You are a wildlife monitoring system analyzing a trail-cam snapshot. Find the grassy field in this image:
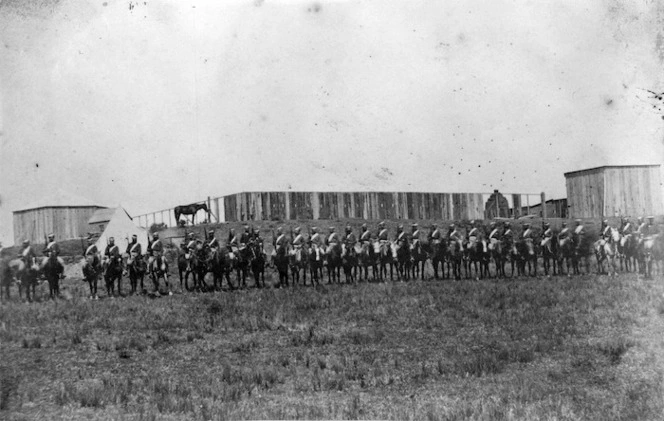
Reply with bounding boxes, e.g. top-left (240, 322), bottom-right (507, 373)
top-left (1, 263), bottom-right (664, 420)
